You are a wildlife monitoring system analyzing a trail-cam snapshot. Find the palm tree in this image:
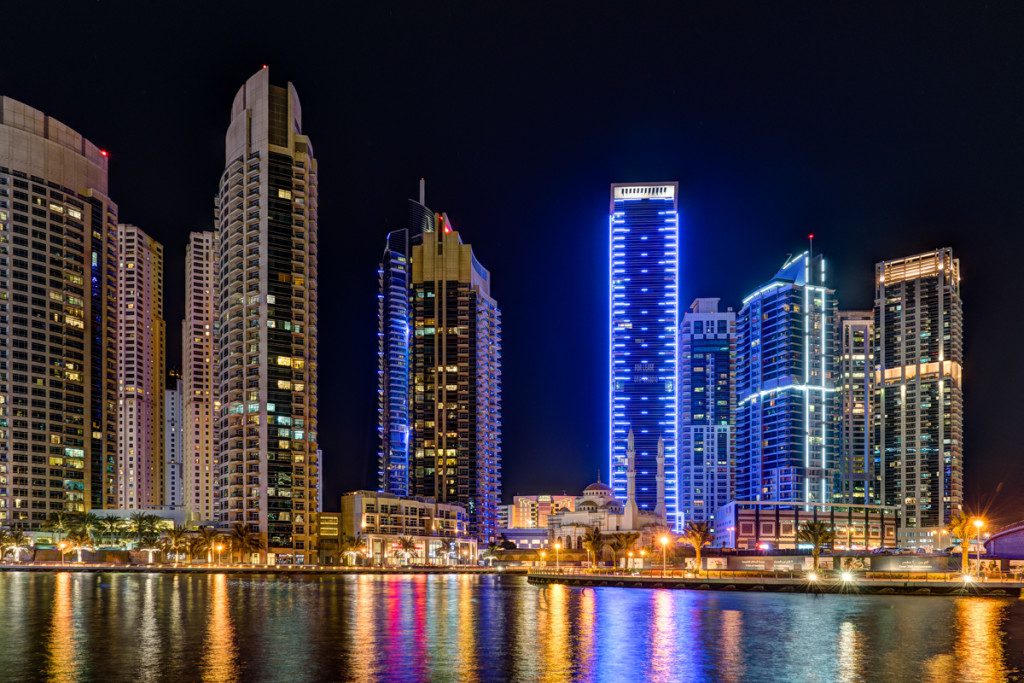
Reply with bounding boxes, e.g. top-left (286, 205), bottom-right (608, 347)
top-left (65, 529), bottom-right (93, 563)
top-left (607, 532), bottom-right (640, 568)
top-left (796, 521), bottom-right (835, 570)
top-left (7, 530), bottom-right (30, 563)
top-left (337, 535), bottom-right (363, 566)
top-left (128, 512), bottom-right (161, 545)
top-left (228, 522), bottom-right (264, 563)
top-left (186, 533), bottom-right (205, 564)
top-left (947, 513), bottom-right (975, 574)
top-left (436, 537), bottom-right (455, 566)
top-left (98, 516), bottom-right (124, 547)
top-left (196, 526), bottom-right (221, 563)
top-left (71, 512), bottom-right (103, 538)
top-left (43, 512), bottom-right (71, 543)
top-left (161, 525), bottom-right (190, 563)
top-left (396, 536), bottom-right (417, 564)
top-left (680, 522), bottom-right (713, 574)
top-left (0, 529), bottom-right (11, 562)
top-left (582, 526), bottom-right (604, 567)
